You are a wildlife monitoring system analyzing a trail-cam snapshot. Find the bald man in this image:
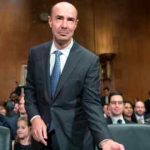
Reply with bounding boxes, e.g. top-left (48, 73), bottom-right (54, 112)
top-left (25, 2), bottom-right (124, 150)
